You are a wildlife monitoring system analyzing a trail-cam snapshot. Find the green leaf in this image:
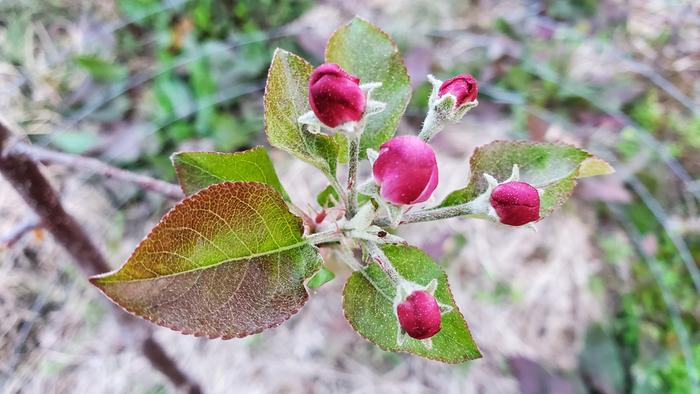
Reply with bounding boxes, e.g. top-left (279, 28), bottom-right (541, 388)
top-left (578, 156), bottom-right (615, 178)
top-left (325, 17), bottom-right (411, 157)
top-left (74, 55), bottom-right (128, 82)
top-left (333, 132), bottom-right (349, 163)
top-left (307, 266), bottom-right (335, 289)
top-left (90, 182), bottom-right (321, 339)
top-left (343, 244), bottom-right (481, 363)
top-left (440, 140), bottom-right (614, 218)
top-left (264, 48), bottom-right (341, 177)
top-left (172, 146), bottom-right (288, 200)
top-left (316, 185), bottom-right (339, 208)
